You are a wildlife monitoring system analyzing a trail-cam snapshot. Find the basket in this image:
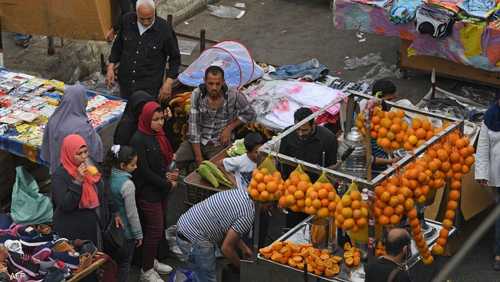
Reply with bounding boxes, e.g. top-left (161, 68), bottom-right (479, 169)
top-left (185, 184), bottom-right (221, 206)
